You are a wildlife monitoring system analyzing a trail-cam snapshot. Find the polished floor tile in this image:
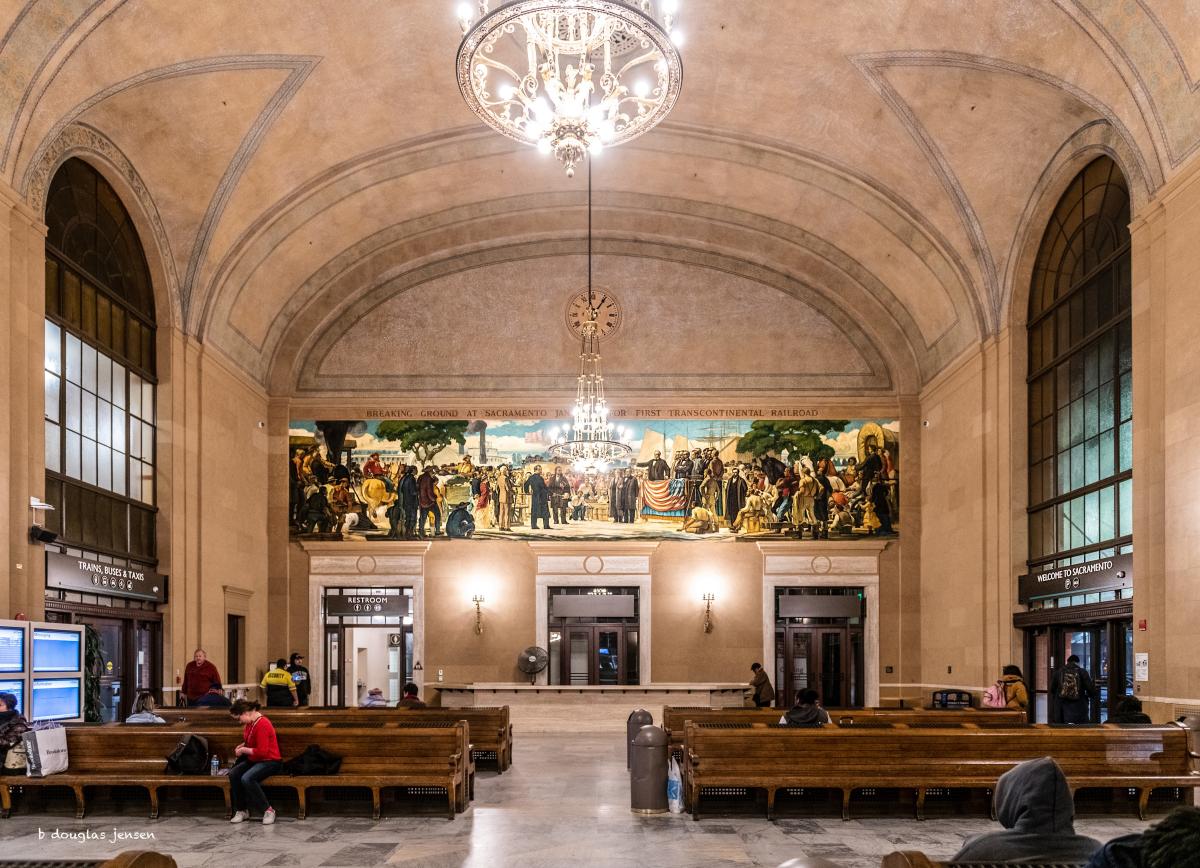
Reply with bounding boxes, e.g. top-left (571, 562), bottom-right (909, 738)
top-left (0, 733), bottom-right (1154, 868)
